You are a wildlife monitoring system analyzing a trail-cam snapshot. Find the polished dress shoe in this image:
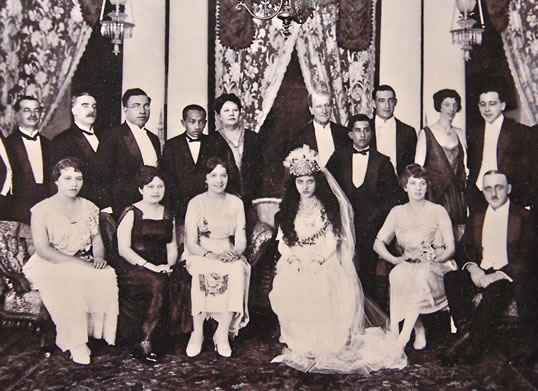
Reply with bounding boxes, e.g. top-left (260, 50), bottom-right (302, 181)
top-left (133, 340), bottom-right (159, 363)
